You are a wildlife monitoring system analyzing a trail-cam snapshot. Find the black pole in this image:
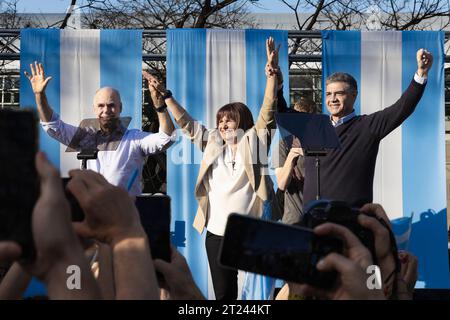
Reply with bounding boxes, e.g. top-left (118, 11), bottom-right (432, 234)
top-left (77, 149), bottom-right (98, 171)
top-left (81, 158), bottom-right (87, 170)
top-left (315, 155), bottom-right (320, 200)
